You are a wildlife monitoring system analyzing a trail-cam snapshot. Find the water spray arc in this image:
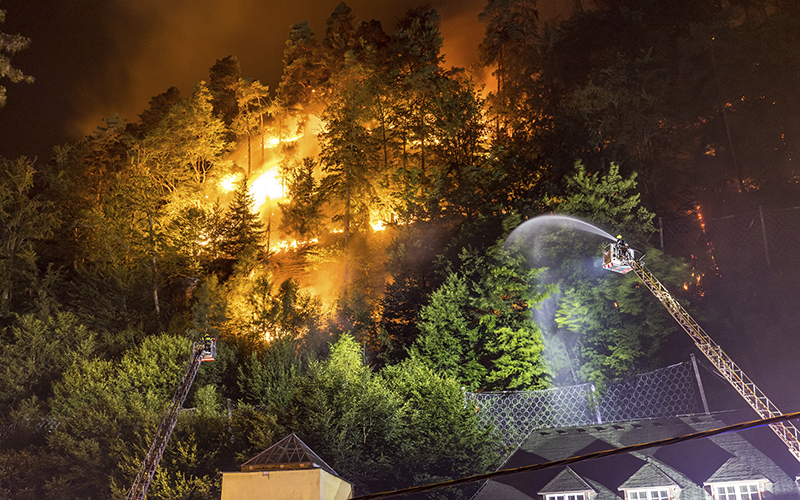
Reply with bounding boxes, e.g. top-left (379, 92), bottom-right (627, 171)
top-left (603, 238), bottom-right (800, 464)
top-left (505, 214), bottom-right (619, 386)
